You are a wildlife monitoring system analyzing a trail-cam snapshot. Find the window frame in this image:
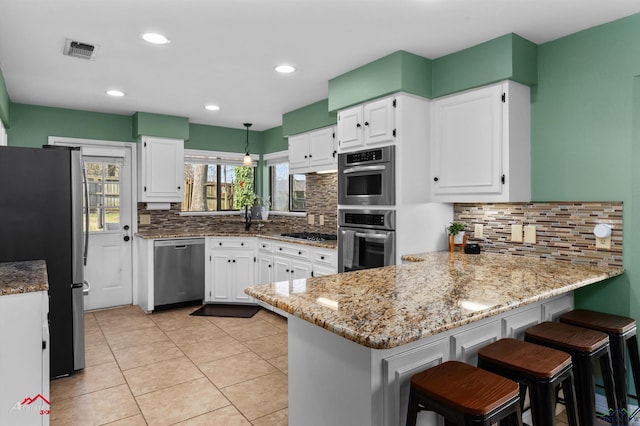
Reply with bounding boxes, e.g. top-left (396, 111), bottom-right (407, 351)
top-left (181, 149), bottom-right (257, 216)
top-left (265, 151), bottom-right (306, 214)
